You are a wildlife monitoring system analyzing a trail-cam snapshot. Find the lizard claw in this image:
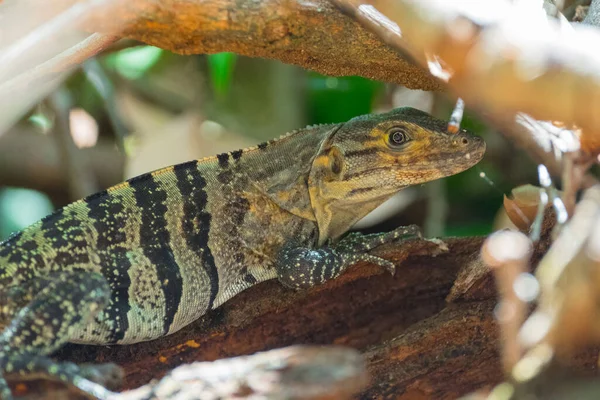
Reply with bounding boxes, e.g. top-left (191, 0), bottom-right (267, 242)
top-left (391, 224), bottom-right (422, 240)
top-left (351, 254), bottom-right (396, 276)
top-left (381, 260), bottom-right (396, 276)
